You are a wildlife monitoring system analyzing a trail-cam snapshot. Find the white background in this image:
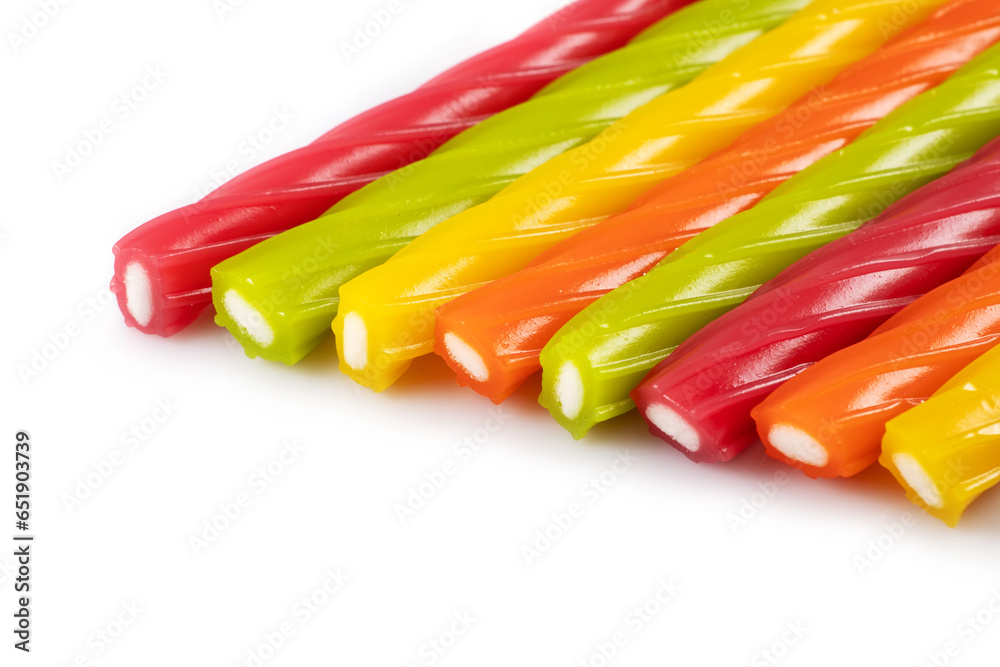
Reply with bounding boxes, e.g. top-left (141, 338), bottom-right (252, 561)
top-left (4, 0), bottom-right (1000, 664)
